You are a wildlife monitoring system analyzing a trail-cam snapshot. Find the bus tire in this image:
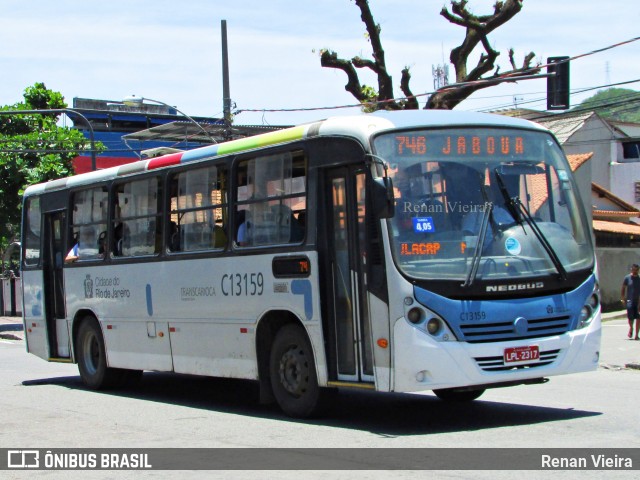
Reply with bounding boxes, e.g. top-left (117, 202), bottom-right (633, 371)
top-left (433, 388), bottom-right (485, 402)
top-left (76, 317), bottom-right (120, 389)
top-left (269, 324), bottom-right (320, 418)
